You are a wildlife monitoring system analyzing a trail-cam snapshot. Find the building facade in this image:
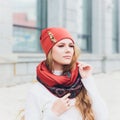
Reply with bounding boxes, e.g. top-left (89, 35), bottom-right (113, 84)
top-left (0, 0), bottom-right (120, 86)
